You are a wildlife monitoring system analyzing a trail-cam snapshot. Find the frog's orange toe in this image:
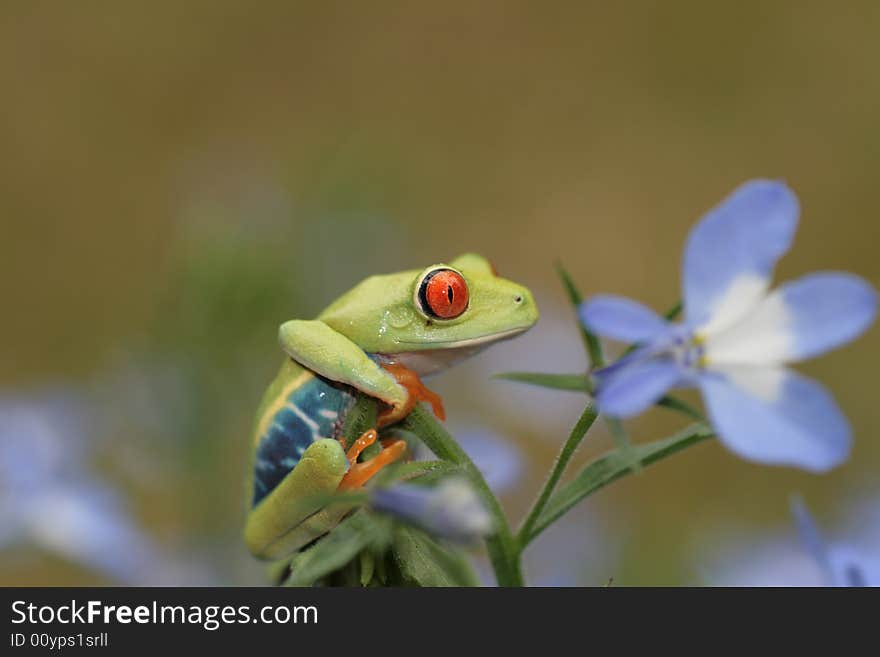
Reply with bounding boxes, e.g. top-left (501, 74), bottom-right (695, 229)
top-left (338, 438), bottom-right (407, 490)
top-left (342, 428), bottom-right (378, 464)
